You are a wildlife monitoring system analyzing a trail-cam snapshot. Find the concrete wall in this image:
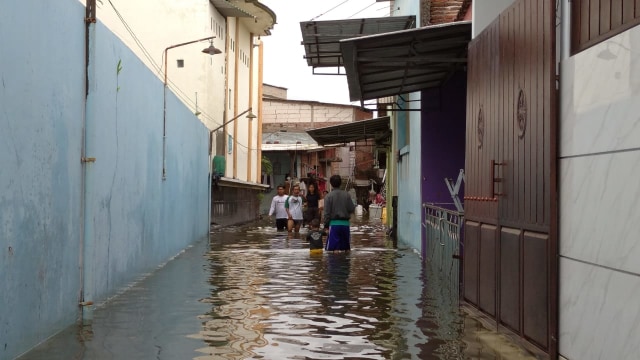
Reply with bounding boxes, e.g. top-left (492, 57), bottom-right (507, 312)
top-left (0, 2), bottom-right (210, 358)
top-left (263, 84), bottom-right (288, 99)
top-left (262, 99), bottom-right (372, 131)
top-left (558, 25), bottom-right (640, 360)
